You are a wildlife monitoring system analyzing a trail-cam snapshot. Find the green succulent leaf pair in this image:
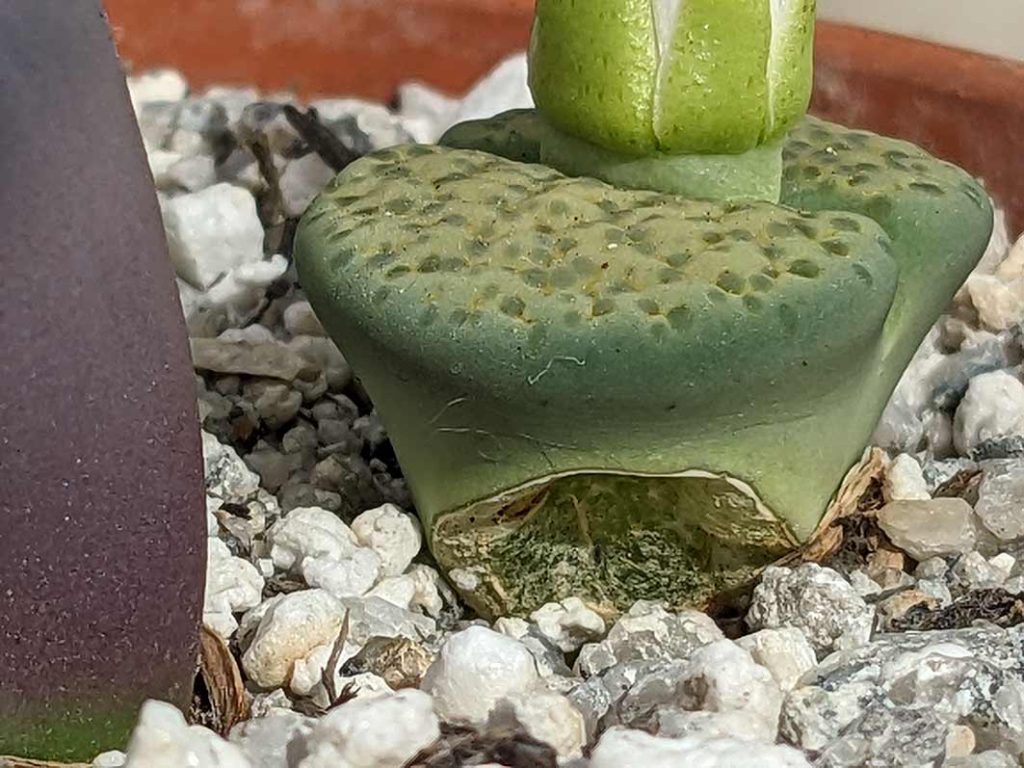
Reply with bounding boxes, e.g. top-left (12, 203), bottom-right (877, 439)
top-left (296, 115), bottom-right (991, 617)
top-left (529, 0), bottom-right (816, 155)
top-left (295, 0), bottom-right (993, 619)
